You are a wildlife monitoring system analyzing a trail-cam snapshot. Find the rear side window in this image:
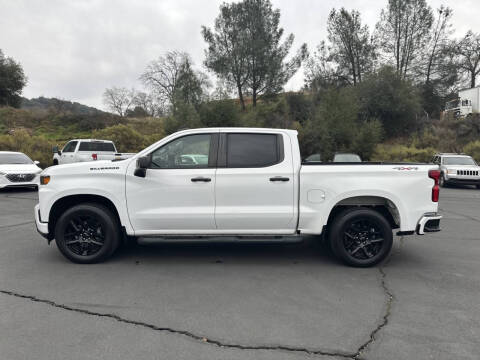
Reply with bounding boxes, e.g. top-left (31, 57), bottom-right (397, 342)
top-left (62, 141), bottom-right (78, 153)
top-left (79, 142), bottom-right (116, 152)
top-left (226, 133), bottom-right (282, 168)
